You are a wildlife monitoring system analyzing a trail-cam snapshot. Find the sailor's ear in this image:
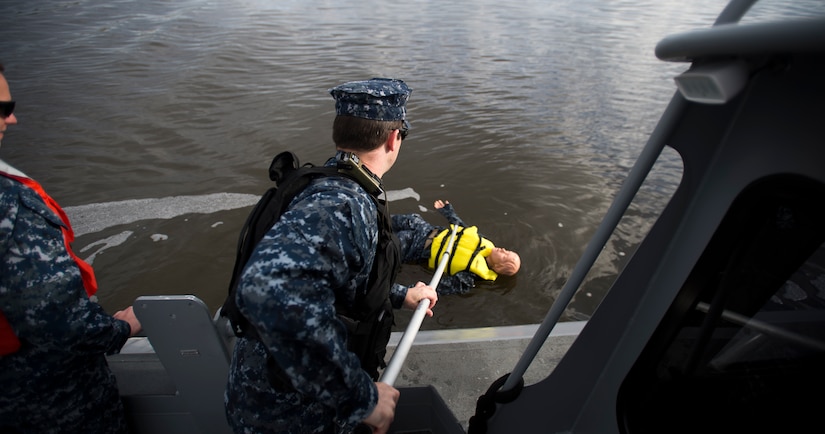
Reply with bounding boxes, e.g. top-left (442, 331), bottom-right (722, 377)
top-left (386, 130), bottom-right (402, 151)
